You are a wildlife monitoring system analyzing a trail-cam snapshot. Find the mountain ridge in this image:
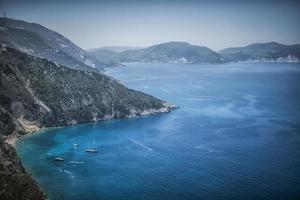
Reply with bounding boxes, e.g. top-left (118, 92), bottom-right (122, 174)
top-left (87, 41), bottom-right (225, 65)
top-left (88, 41), bottom-right (300, 67)
top-left (219, 42), bottom-right (300, 62)
top-left (87, 46), bottom-right (143, 53)
top-left (0, 17), bottom-right (107, 72)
